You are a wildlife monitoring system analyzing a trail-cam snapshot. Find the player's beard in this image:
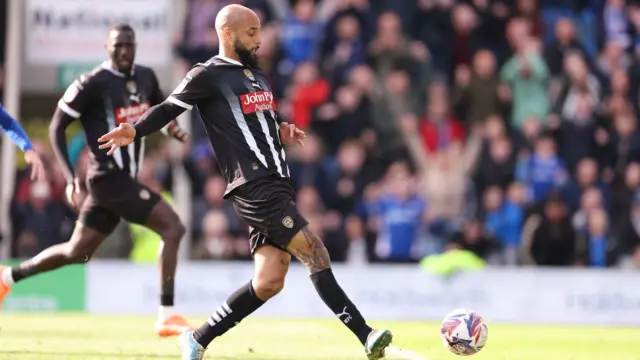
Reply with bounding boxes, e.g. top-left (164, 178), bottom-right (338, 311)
top-left (234, 38), bottom-right (260, 69)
